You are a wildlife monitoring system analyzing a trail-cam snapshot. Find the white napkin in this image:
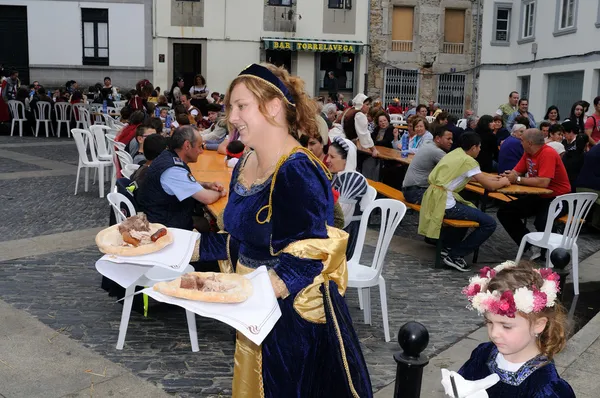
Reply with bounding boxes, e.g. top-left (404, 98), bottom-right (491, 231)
top-left (96, 260), bottom-right (152, 288)
top-left (140, 266), bottom-right (281, 345)
top-left (441, 369), bottom-right (500, 398)
top-left (99, 228), bottom-right (199, 272)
